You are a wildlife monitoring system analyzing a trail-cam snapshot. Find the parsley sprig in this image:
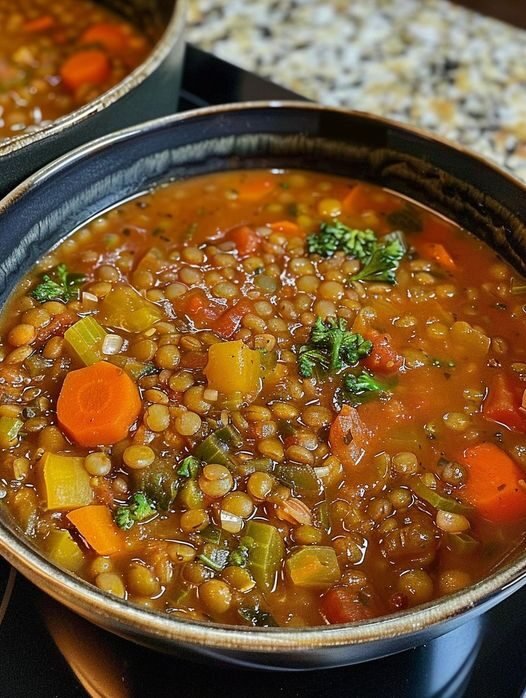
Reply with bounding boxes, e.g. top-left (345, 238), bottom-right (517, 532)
top-left (114, 492), bottom-right (157, 531)
top-left (31, 263), bottom-right (86, 303)
top-left (297, 317), bottom-right (372, 378)
top-left (306, 221), bottom-right (377, 260)
top-left (351, 231), bottom-right (406, 284)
